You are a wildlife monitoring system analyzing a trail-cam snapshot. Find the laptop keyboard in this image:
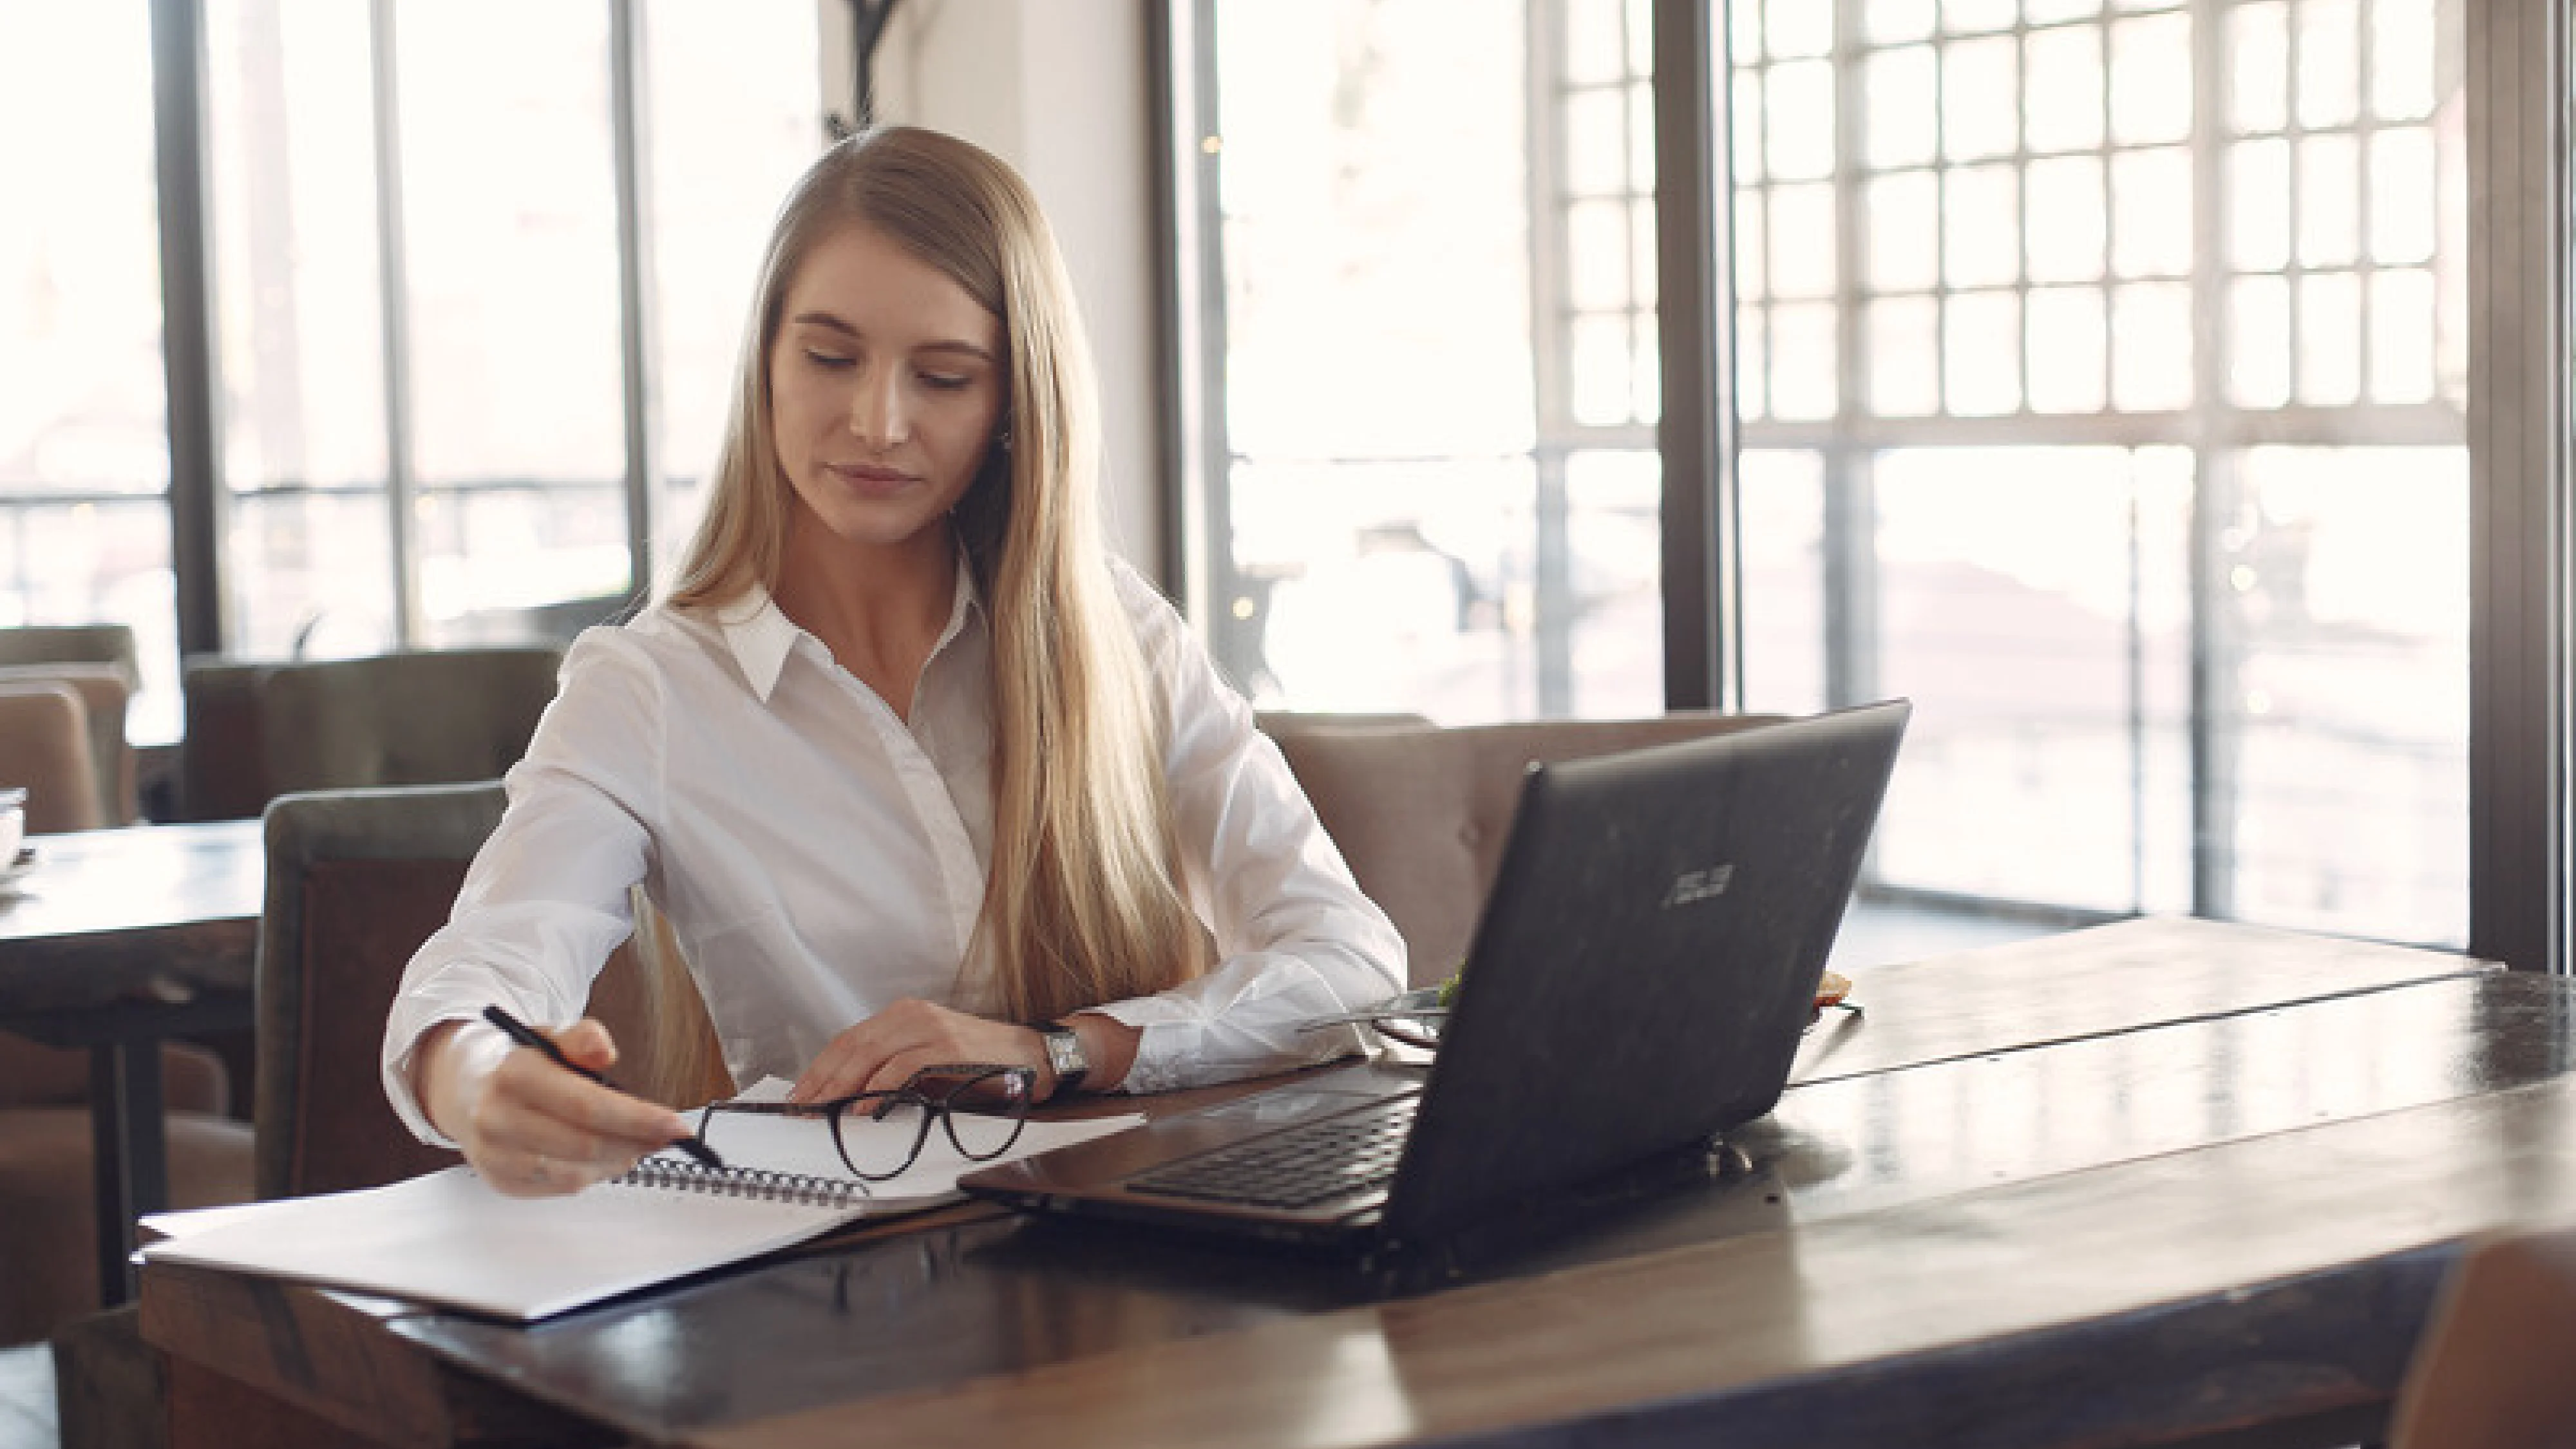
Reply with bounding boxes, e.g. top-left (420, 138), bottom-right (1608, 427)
top-left (1128, 1095), bottom-right (1421, 1209)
